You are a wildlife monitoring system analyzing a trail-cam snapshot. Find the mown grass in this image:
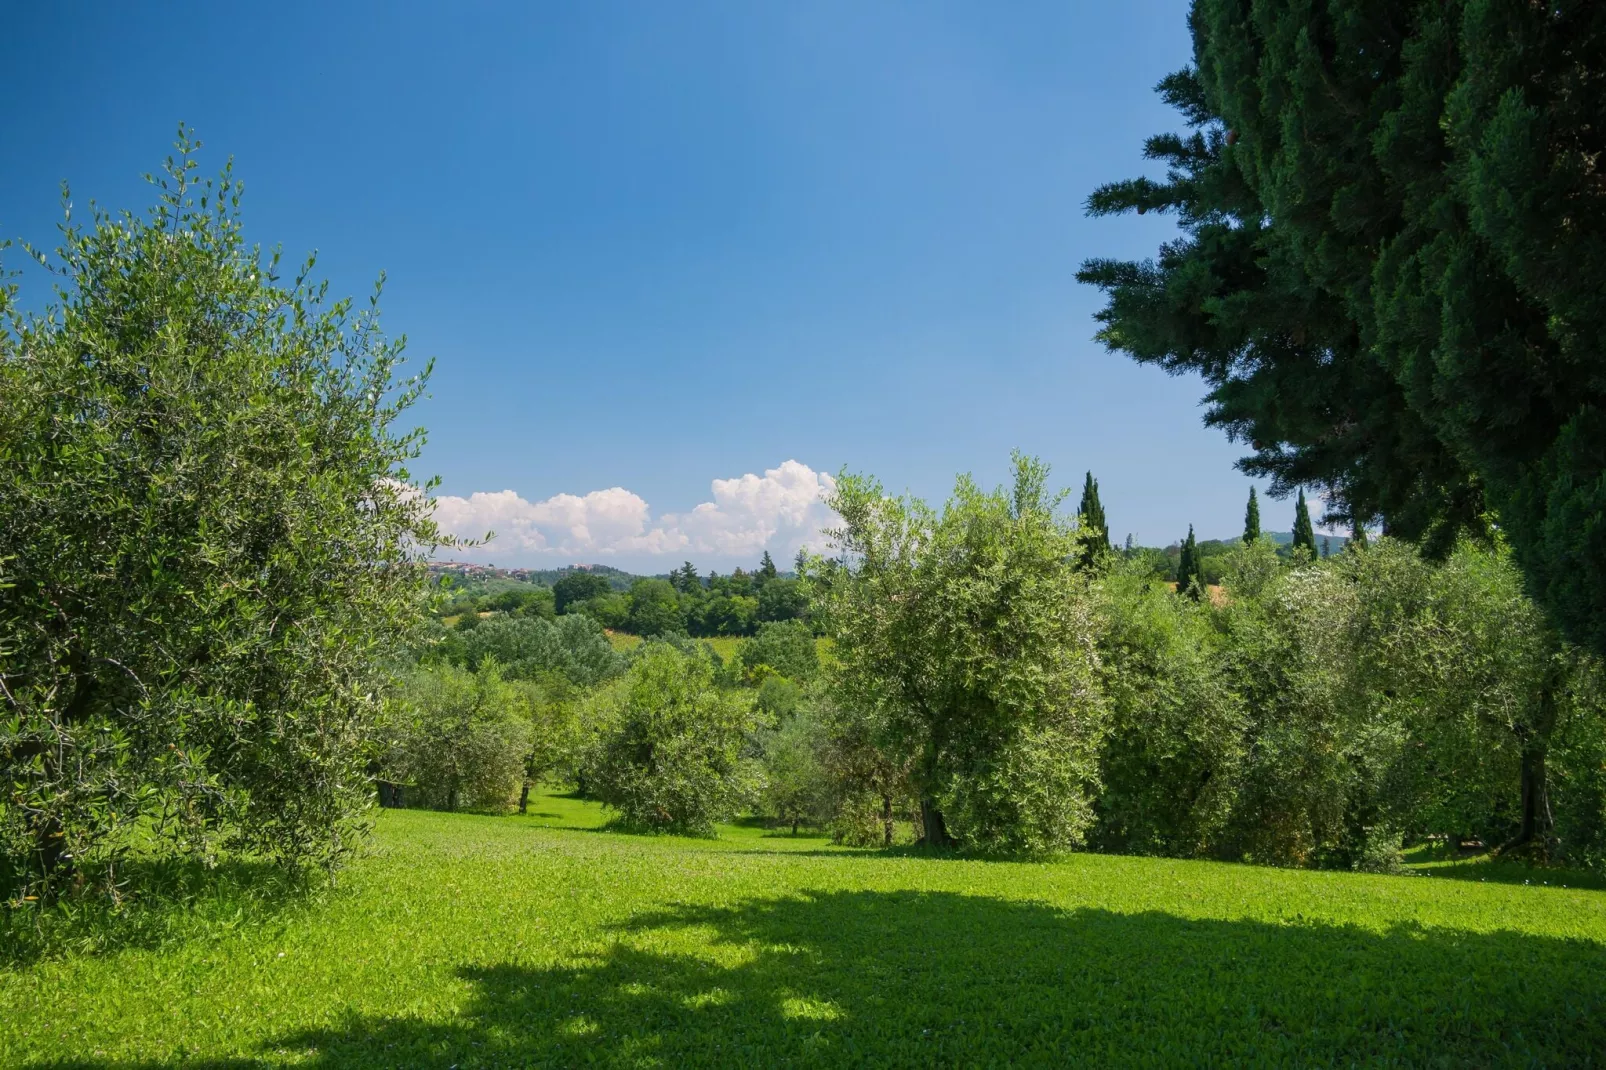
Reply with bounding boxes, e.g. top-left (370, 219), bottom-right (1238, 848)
top-left (4, 791), bottom-right (1604, 1067)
